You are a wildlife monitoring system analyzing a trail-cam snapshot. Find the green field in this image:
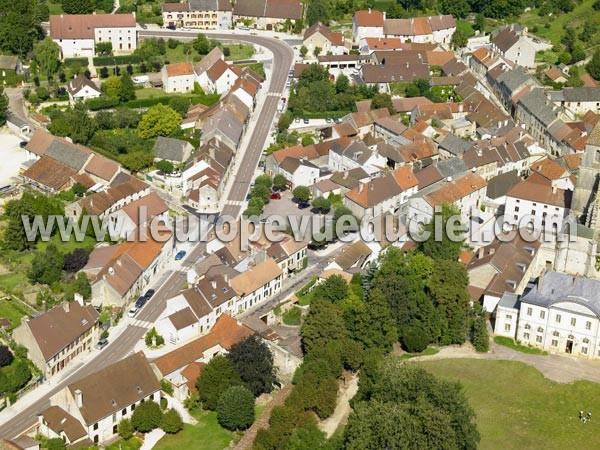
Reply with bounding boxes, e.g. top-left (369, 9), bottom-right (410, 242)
top-left (419, 359), bottom-right (600, 450)
top-left (494, 336), bottom-right (548, 355)
top-left (0, 297), bottom-right (35, 330)
top-left (224, 44), bottom-right (255, 61)
top-left (154, 410), bottom-right (233, 450)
